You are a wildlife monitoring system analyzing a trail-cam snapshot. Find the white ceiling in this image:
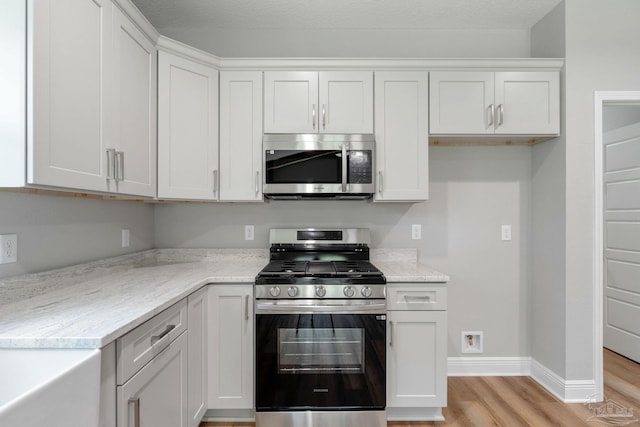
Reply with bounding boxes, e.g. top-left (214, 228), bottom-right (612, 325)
top-left (130, 0), bottom-right (563, 31)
